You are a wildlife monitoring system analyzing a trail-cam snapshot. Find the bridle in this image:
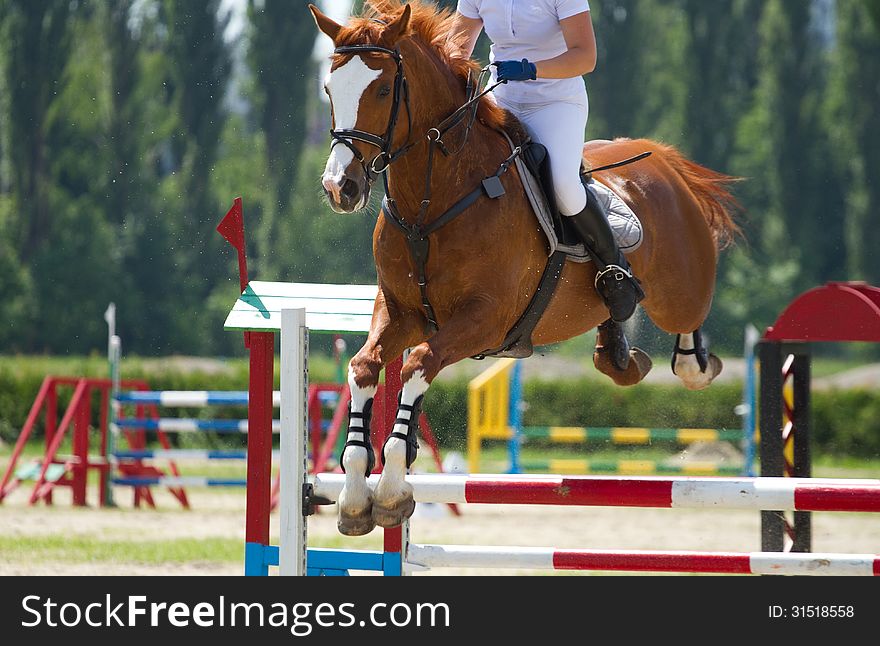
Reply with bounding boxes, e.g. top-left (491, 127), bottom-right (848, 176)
top-left (329, 38), bottom-right (504, 183)
top-left (329, 44), bottom-right (415, 179)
